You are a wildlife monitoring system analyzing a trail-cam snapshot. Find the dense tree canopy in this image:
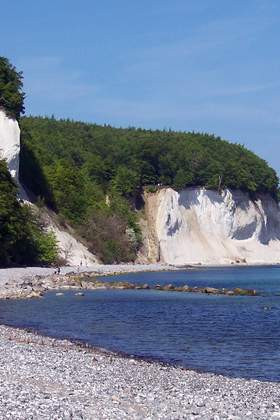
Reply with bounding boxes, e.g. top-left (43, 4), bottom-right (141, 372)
top-left (0, 57), bottom-right (25, 119)
top-left (20, 116), bottom-right (279, 263)
top-left (21, 116), bottom-right (279, 199)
